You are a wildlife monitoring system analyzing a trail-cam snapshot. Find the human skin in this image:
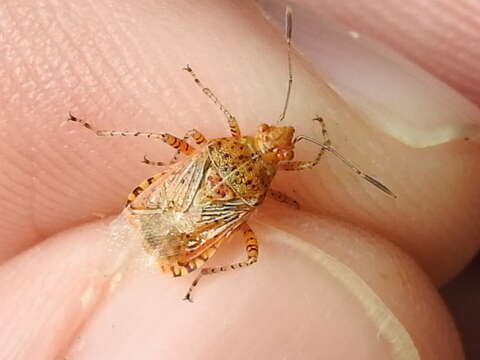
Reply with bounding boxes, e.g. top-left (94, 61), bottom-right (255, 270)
top-left (0, 0), bottom-right (479, 359)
